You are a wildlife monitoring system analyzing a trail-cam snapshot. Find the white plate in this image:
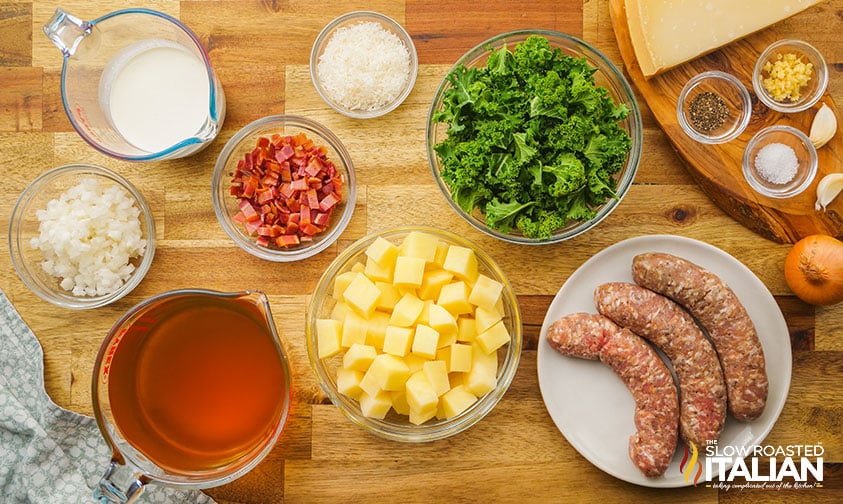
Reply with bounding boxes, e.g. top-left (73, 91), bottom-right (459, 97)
top-left (537, 234), bottom-right (792, 488)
